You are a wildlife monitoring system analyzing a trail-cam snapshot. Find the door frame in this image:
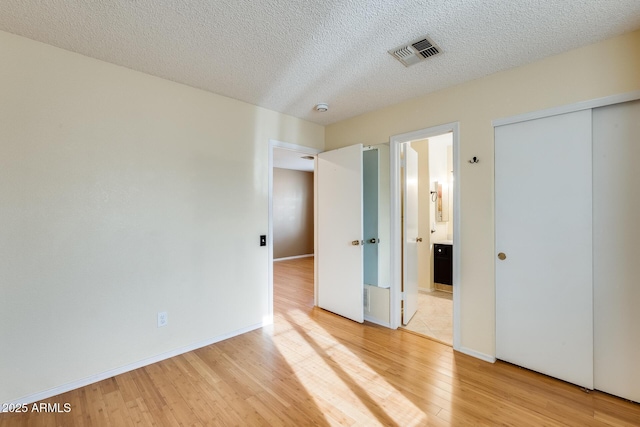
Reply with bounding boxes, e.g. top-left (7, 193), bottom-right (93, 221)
top-left (268, 139), bottom-right (322, 323)
top-left (389, 122), bottom-right (461, 350)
